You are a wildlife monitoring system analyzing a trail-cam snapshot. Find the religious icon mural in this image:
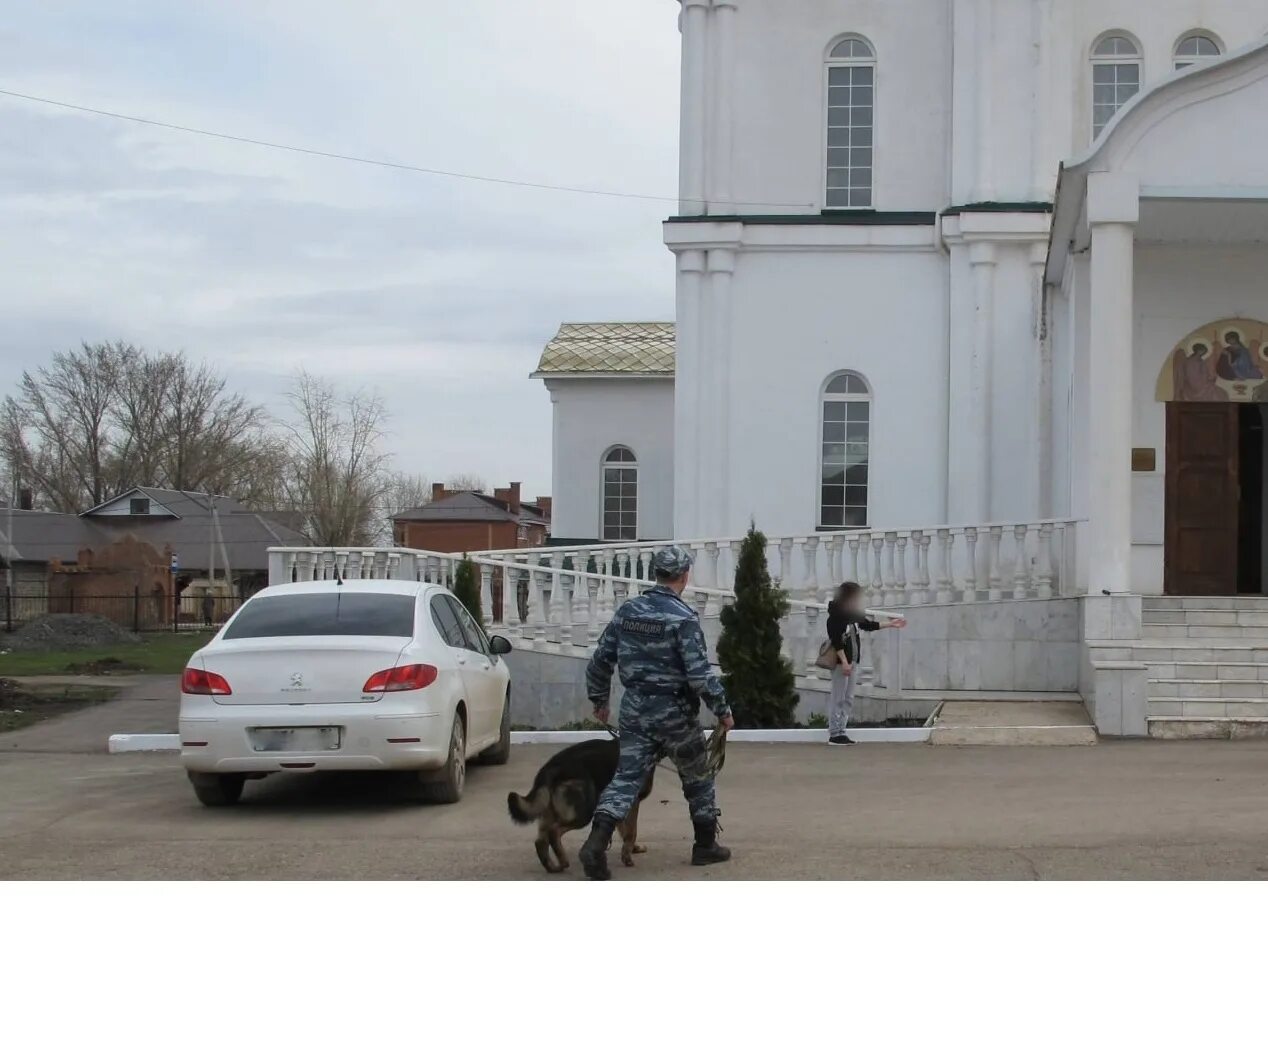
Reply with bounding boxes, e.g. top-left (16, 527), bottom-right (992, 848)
top-left (1156, 318), bottom-right (1268, 402)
